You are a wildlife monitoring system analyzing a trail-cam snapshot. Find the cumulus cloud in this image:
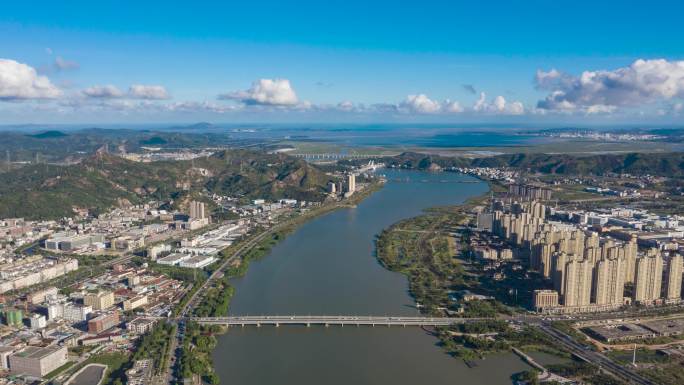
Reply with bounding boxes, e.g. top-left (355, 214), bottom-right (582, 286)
top-left (397, 94), bottom-right (467, 114)
top-left (54, 56), bottom-right (80, 71)
top-left (128, 84), bottom-right (170, 99)
top-left (219, 78), bottom-right (299, 106)
top-left (82, 85), bottom-right (124, 98)
top-left (0, 59), bottom-right (62, 100)
top-left (473, 92), bottom-right (524, 115)
top-left (536, 59), bottom-right (684, 112)
top-left (444, 100), bottom-right (464, 113)
top-left (401, 94), bottom-right (442, 113)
